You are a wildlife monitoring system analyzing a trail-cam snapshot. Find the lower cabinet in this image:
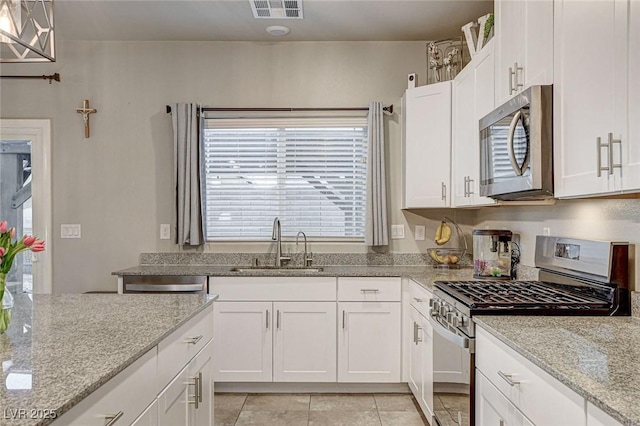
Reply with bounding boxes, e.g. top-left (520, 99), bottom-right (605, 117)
top-left (408, 305), bottom-right (433, 419)
top-left (476, 370), bottom-right (533, 426)
top-left (56, 306), bottom-right (215, 426)
top-left (338, 301), bottom-right (401, 382)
